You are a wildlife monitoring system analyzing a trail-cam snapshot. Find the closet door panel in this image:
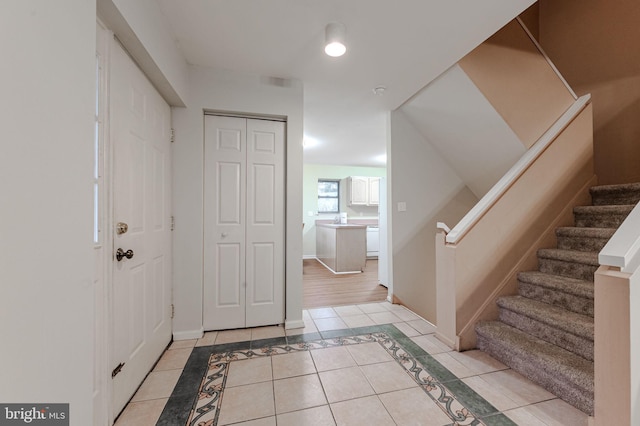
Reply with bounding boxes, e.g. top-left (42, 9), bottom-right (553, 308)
top-left (203, 116), bottom-right (246, 330)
